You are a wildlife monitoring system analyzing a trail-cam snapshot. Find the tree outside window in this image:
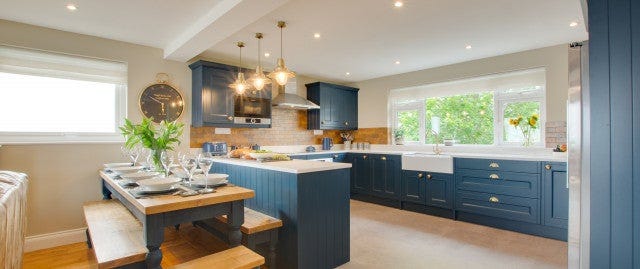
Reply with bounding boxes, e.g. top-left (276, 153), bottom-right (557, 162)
top-left (425, 92), bottom-right (494, 144)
